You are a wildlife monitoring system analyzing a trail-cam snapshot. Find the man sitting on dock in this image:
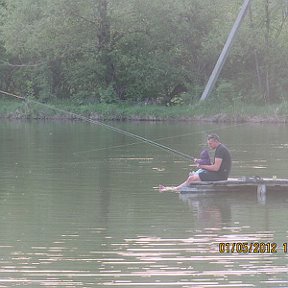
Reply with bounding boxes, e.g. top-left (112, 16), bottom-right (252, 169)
top-left (159, 134), bottom-right (232, 192)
